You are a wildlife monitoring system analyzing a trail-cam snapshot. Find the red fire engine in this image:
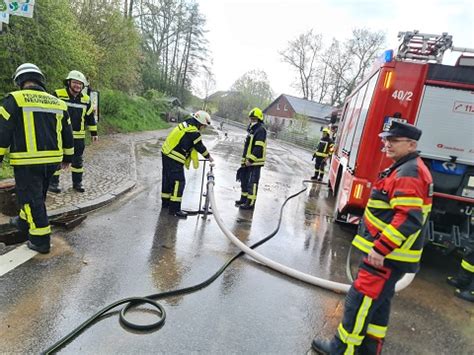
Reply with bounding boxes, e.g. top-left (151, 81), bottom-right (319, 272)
top-left (329, 31), bottom-right (474, 250)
